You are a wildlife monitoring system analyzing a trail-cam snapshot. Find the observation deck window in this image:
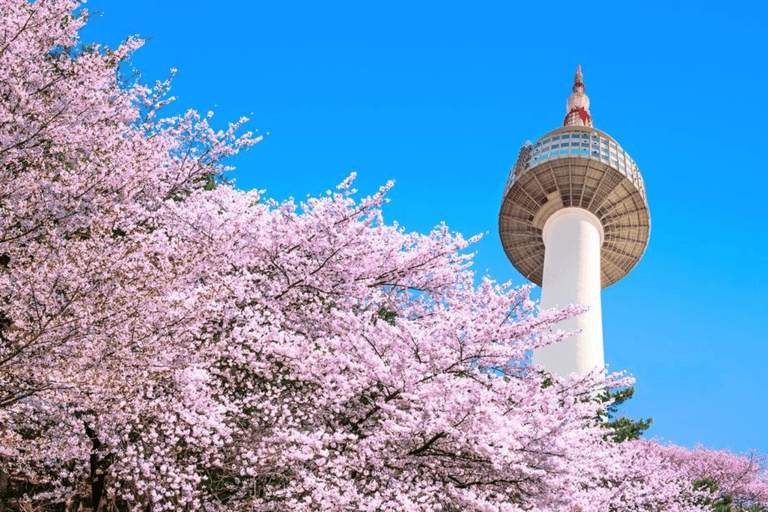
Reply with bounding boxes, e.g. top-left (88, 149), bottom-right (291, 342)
top-left (507, 134), bottom-right (646, 206)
